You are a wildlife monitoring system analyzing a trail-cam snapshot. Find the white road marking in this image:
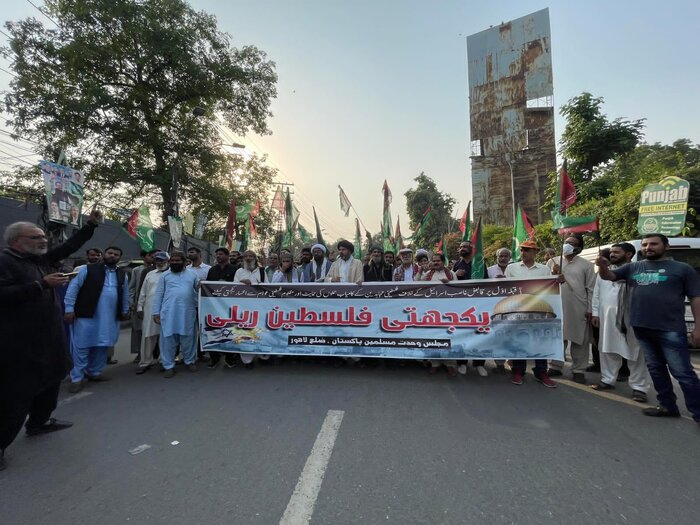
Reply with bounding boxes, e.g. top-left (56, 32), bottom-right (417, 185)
top-left (280, 410), bottom-right (345, 525)
top-left (57, 391), bottom-right (93, 407)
